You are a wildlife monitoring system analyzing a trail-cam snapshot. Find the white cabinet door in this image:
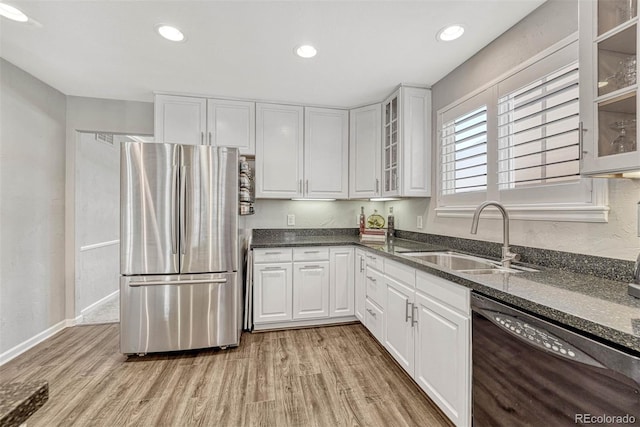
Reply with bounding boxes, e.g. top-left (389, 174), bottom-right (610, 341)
top-left (414, 291), bottom-right (471, 427)
top-left (253, 263), bottom-right (293, 323)
top-left (329, 248), bottom-right (354, 317)
top-left (385, 277), bottom-right (415, 375)
top-left (154, 94), bottom-right (207, 145)
top-left (401, 87), bottom-right (431, 197)
top-left (349, 104), bottom-right (382, 198)
top-left (255, 103), bottom-right (304, 198)
top-left (207, 99), bottom-right (255, 154)
top-left (304, 107), bottom-right (349, 199)
top-left (354, 250), bottom-right (366, 322)
top-left (293, 261), bottom-right (330, 319)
